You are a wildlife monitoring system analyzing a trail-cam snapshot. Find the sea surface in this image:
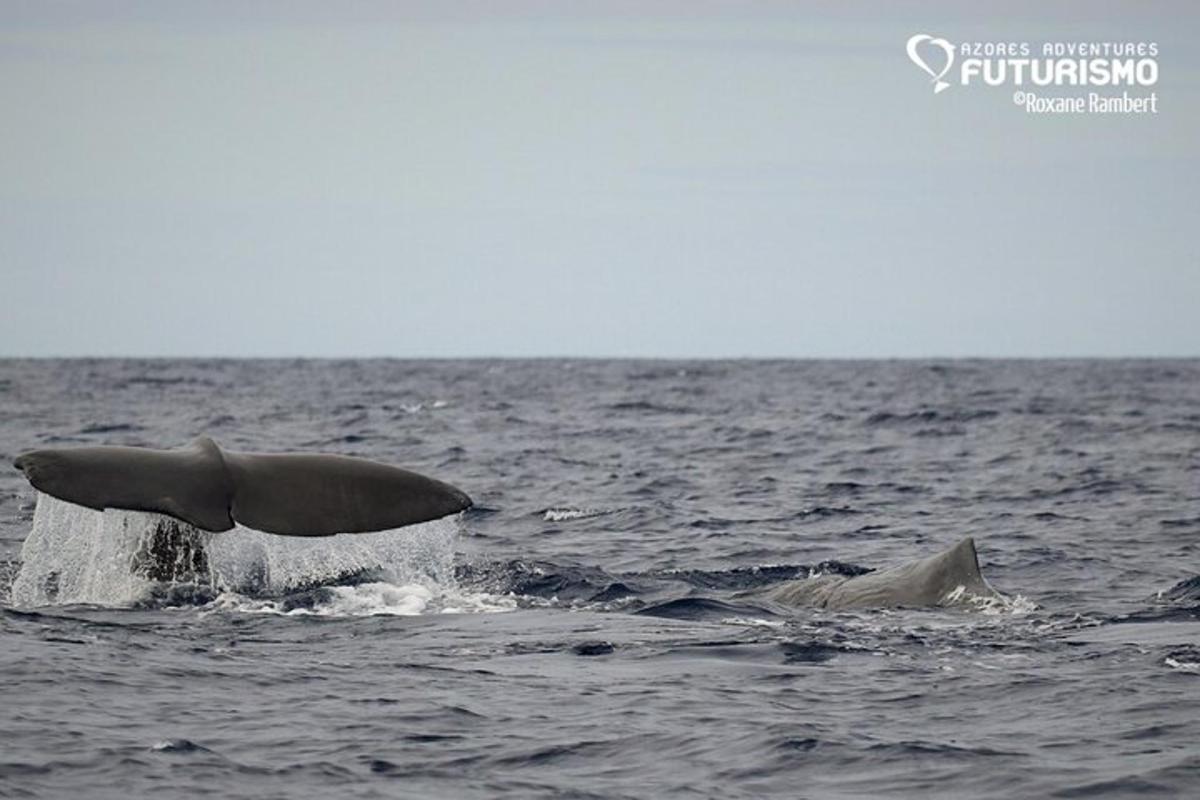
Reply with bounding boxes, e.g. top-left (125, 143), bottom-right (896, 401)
top-left (1, 358), bottom-right (1198, 799)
